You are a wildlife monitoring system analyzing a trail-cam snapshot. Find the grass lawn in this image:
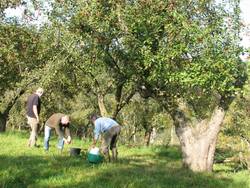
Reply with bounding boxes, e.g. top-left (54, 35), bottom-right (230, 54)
top-left (0, 131), bottom-right (249, 188)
